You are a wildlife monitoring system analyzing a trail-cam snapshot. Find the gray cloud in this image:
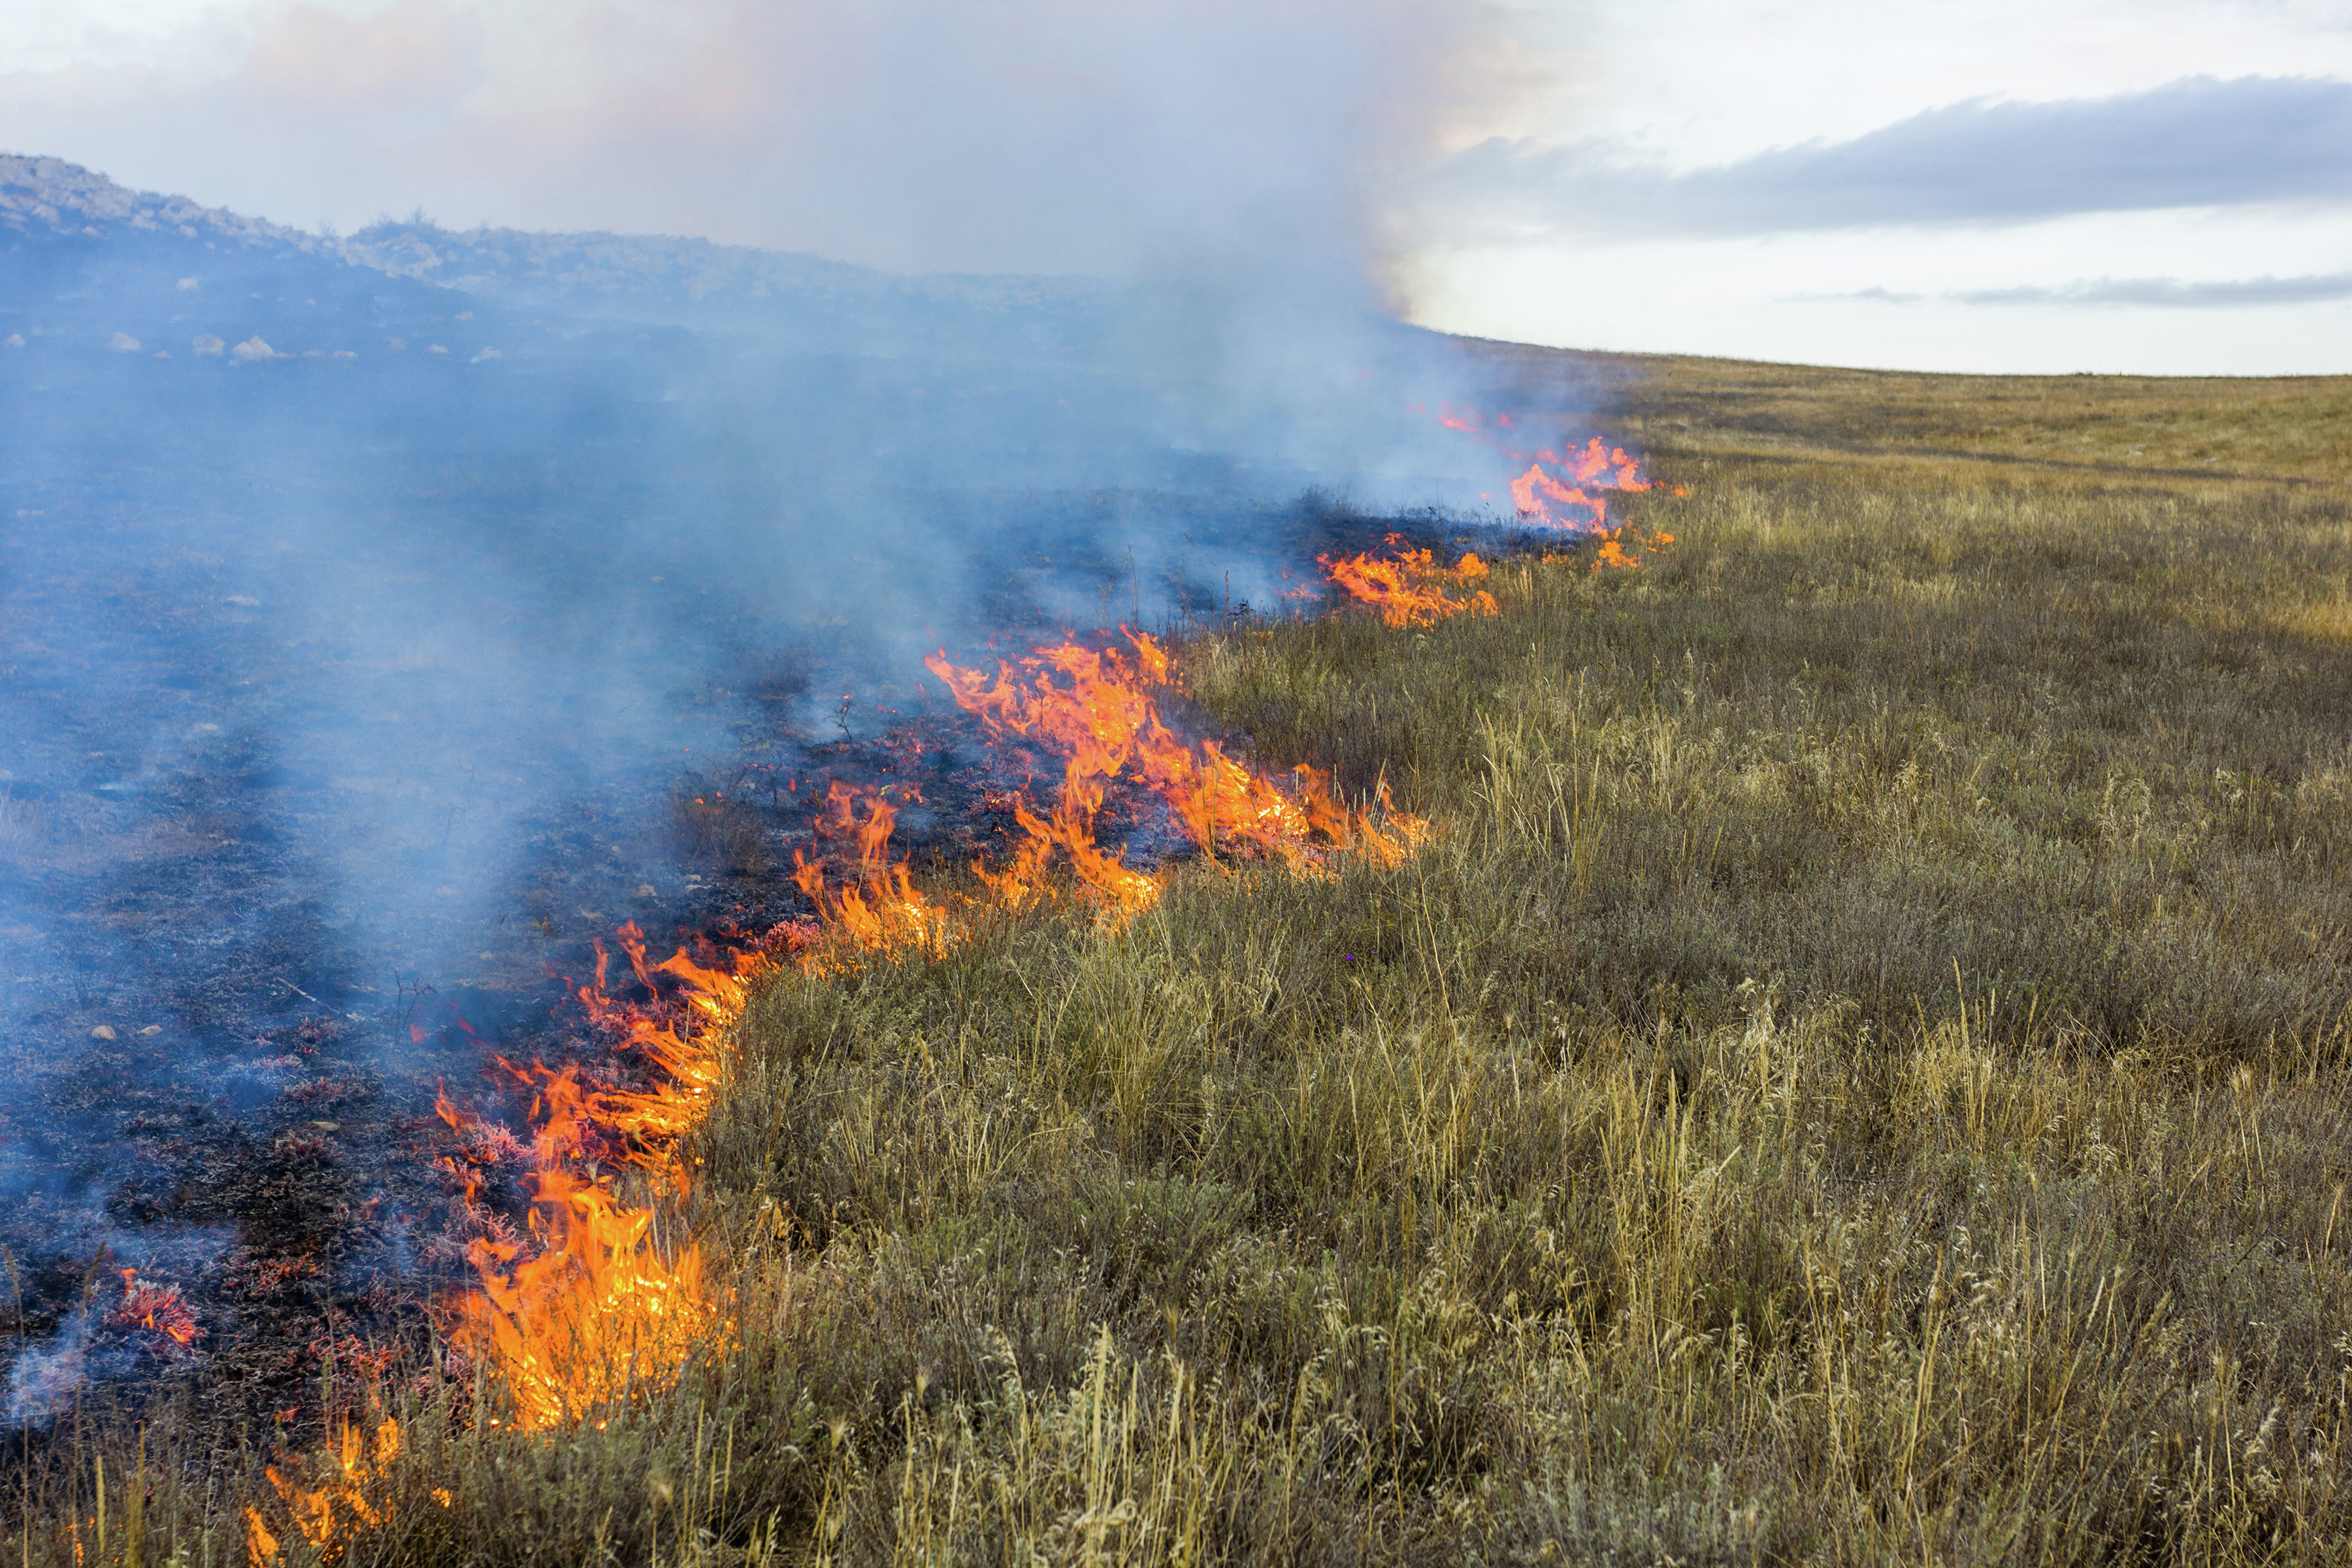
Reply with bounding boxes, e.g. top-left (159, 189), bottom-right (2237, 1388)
top-left (1785, 286), bottom-right (1925, 305)
top-left (1804, 272), bottom-right (2352, 309)
top-left (1952, 272), bottom-right (2352, 307)
top-left (1436, 74), bottom-right (2352, 239)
